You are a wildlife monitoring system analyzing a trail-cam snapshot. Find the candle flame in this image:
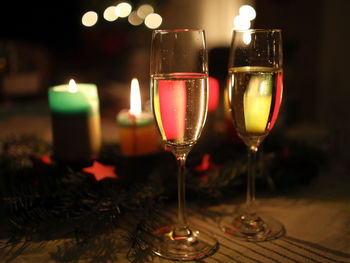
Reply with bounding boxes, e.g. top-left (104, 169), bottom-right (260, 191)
top-left (68, 79), bottom-right (78, 93)
top-left (130, 78), bottom-right (142, 115)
